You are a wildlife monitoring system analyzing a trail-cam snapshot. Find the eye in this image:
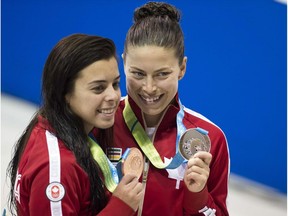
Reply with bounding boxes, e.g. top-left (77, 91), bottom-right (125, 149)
top-left (113, 81), bottom-right (120, 90)
top-left (92, 85), bottom-right (105, 94)
top-left (157, 72), bottom-right (170, 76)
top-left (131, 71), bottom-right (145, 79)
top-left (155, 72), bottom-right (171, 79)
